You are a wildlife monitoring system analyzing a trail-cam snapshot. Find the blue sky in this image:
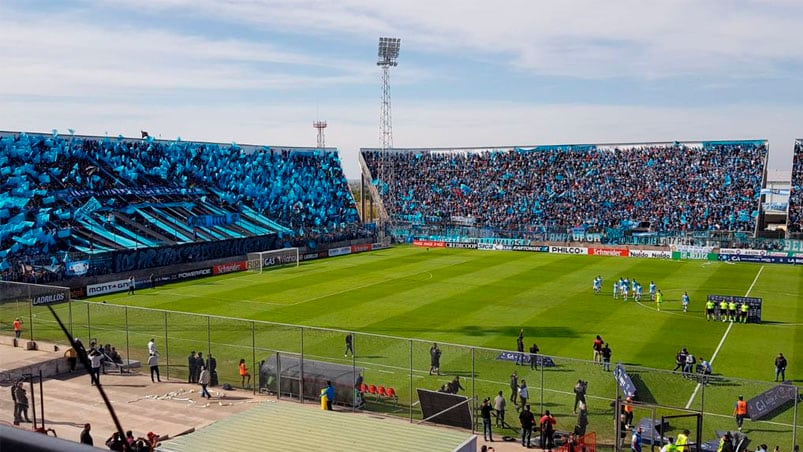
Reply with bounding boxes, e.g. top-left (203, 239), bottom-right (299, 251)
top-left (1, 0), bottom-right (802, 178)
